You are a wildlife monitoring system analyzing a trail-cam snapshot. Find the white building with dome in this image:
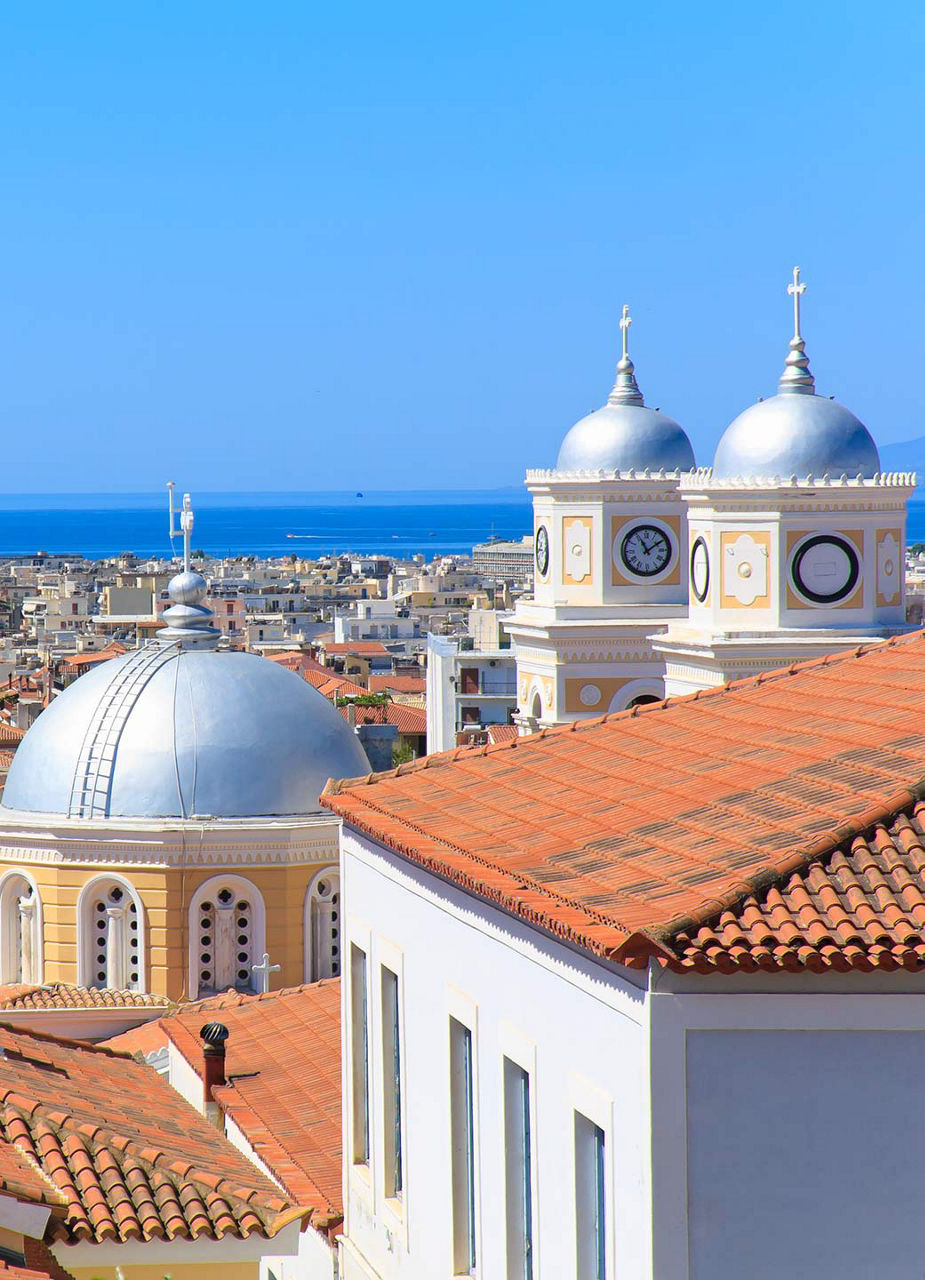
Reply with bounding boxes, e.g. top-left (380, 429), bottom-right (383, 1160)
top-left (0, 495), bottom-right (370, 1001)
top-left (506, 306), bottom-right (697, 727)
top-left (656, 268), bottom-right (914, 694)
